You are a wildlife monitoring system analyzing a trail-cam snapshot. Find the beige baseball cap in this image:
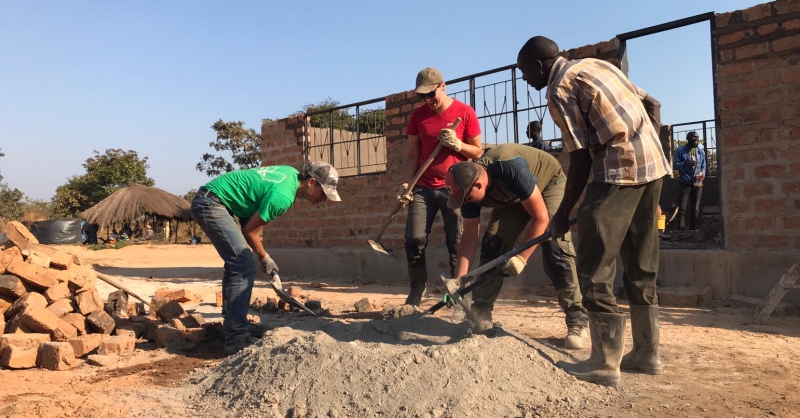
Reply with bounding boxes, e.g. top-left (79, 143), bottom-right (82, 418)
top-left (415, 68), bottom-right (444, 93)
